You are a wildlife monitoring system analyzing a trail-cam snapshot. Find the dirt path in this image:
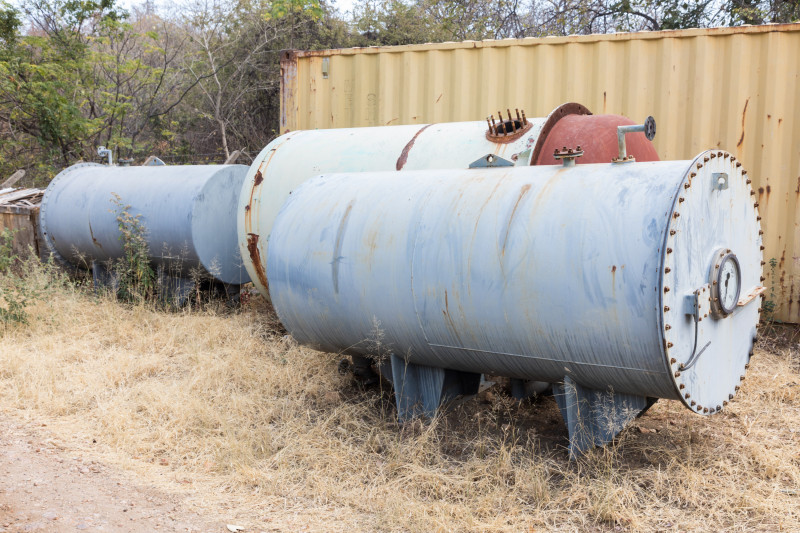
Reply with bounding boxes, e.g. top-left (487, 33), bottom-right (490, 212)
top-left (0, 415), bottom-right (224, 533)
